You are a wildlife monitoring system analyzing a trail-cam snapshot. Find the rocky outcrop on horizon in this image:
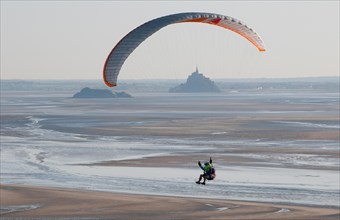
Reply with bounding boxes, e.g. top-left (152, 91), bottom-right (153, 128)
top-left (72, 87), bottom-right (132, 98)
top-left (169, 68), bottom-right (221, 93)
